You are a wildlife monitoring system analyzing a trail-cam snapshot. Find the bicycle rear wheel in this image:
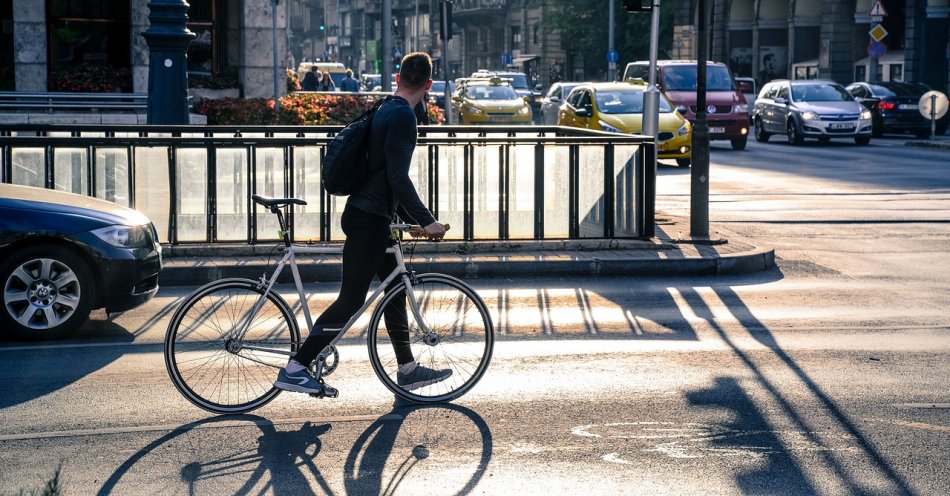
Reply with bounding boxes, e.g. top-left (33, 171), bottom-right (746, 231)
top-left (367, 273), bottom-right (494, 403)
top-left (164, 279), bottom-right (299, 414)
